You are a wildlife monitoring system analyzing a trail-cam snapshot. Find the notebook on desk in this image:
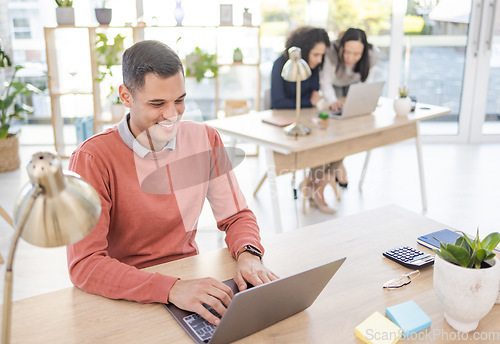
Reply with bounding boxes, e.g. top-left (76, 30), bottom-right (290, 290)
top-left (324, 81), bottom-right (385, 119)
top-left (164, 257), bottom-right (346, 344)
